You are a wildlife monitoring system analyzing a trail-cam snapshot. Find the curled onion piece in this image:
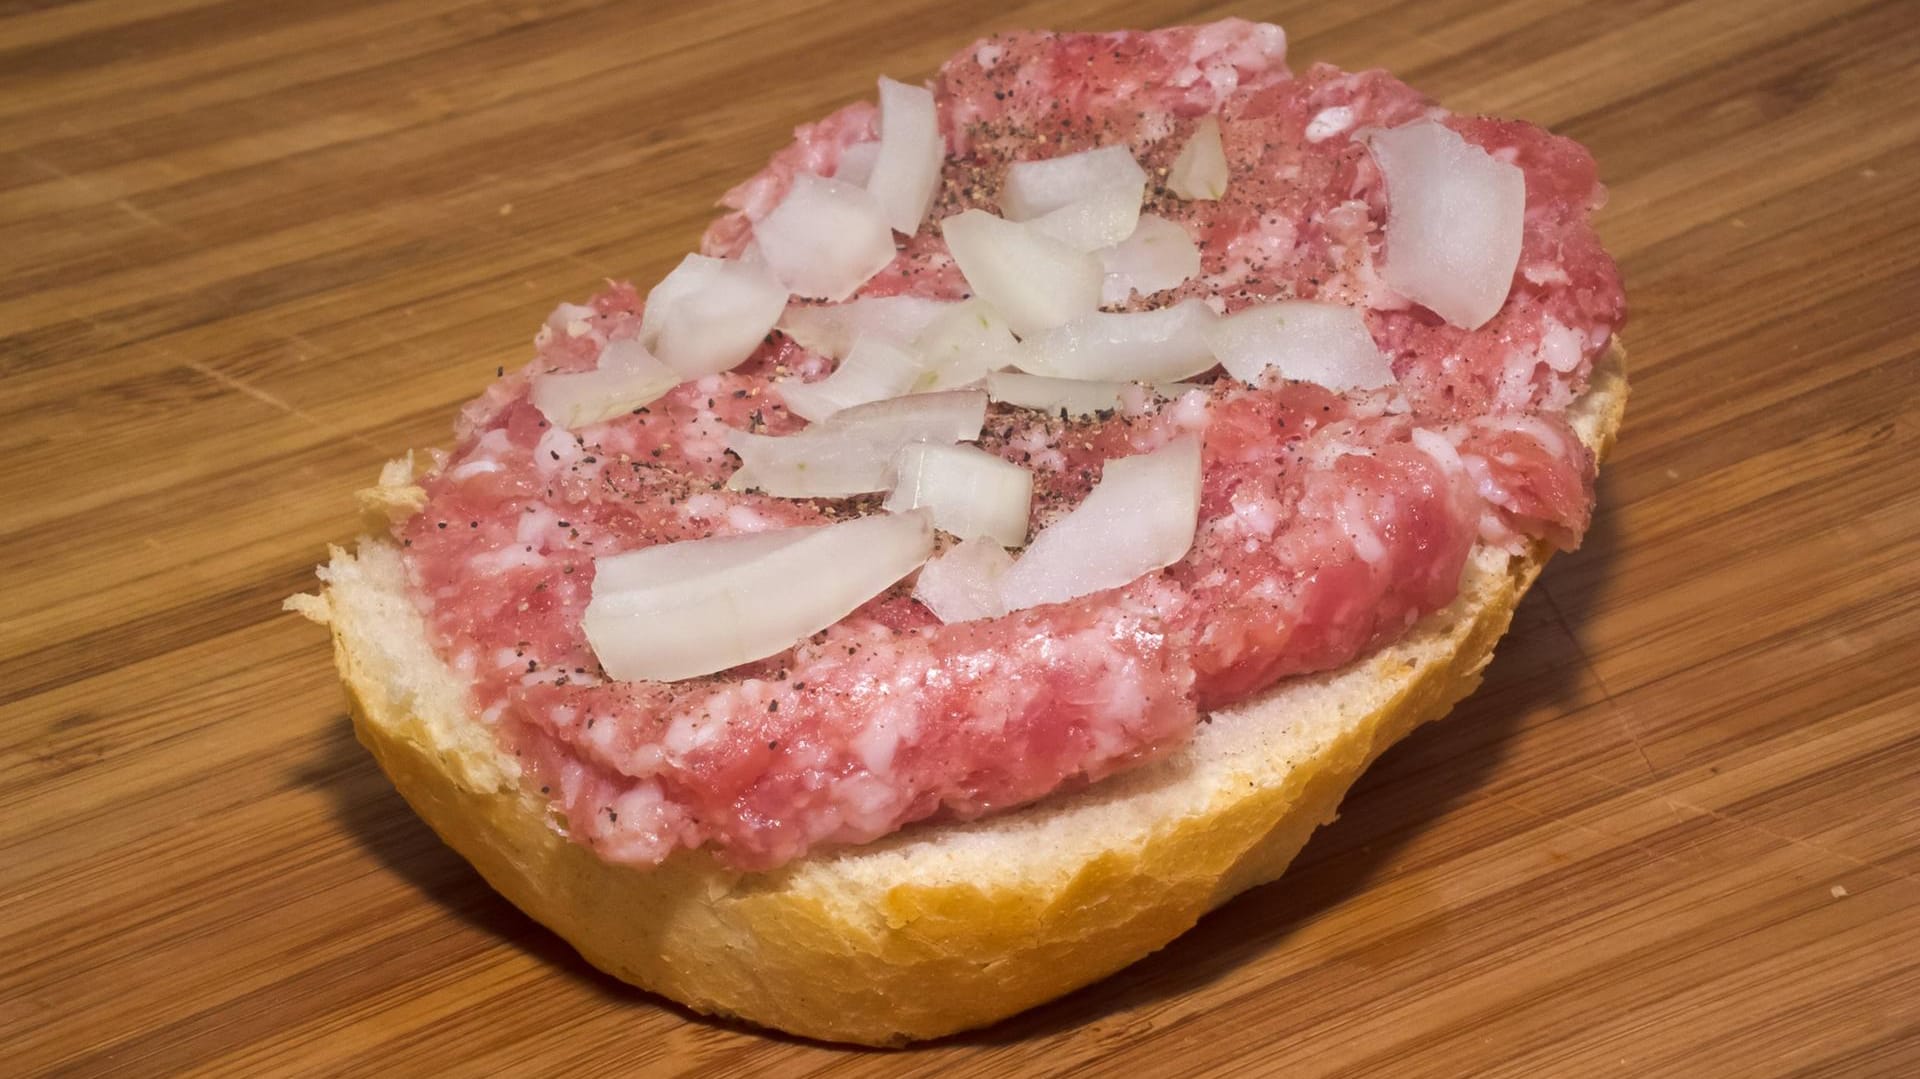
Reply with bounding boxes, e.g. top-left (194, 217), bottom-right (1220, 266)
top-left (1027, 181), bottom-right (1143, 253)
top-left (775, 335), bottom-right (929, 422)
top-left (941, 209), bottom-right (1102, 336)
top-left (884, 442), bottom-right (1032, 546)
top-left (1168, 115), bottom-right (1229, 201)
top-left (985, 371), bottom-right (1186, 417)
top-left (912, 299), bottom-right (1020, 390)
top-left (727, 389), bottom-right (987, 497)
top-left (1016, 299), bottom-right (1217, 382)
top-left (530, 338), bottom-right (680, 430)
top-left (778, 295), bottom-right (950, 359)
top-left (1099, 214), bottom-right (1202, 304)
top-left (866, 77), bottom-right (944, 235)
top-left (999, 436), bottom-right (1203, 610)
top-left (585, 510), bottom-right (935, 682)
top-left (913, 537), bottom-right (1014, 623)
top-left (754, 174), bottom-right (897, 302)
top-left (1204, 301), bottom-right (1395, 390)
top-left (1366, 120), bottom-right (1525, 329)
top-left (639, 254), bottom-right (788, 378)
top-left (1000, 145), bottom-right (1148, 221)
